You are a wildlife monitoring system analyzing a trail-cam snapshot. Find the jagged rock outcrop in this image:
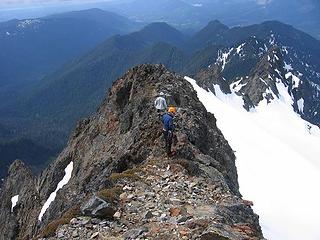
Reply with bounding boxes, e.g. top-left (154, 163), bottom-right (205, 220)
top-left (0, 64), bottom-right (263, 239)
top-left (195, 64), bottom-right (231, 95)
top-left (0, 160), bottom-right (40, 240)
top-left (238, 46), bottom-right (286, 108)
